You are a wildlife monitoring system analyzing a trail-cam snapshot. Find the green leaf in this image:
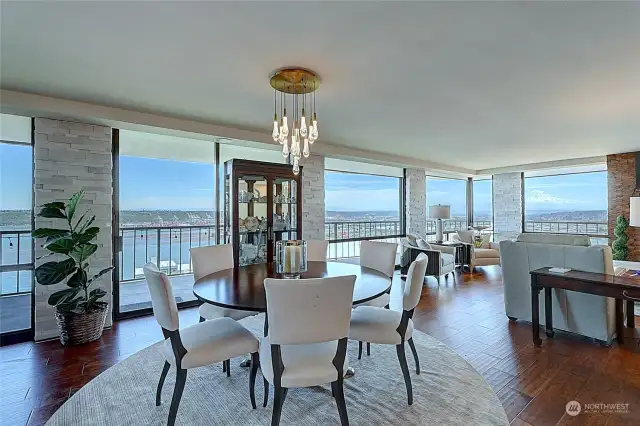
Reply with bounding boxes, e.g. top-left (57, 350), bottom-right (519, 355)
top-left (44, 237), bottom-right (76, 254)
top-left (35, 259), bottom-right (77, 285)
top-left (48, 288), bottom-right (80, 306)
top-left (78, 215), bottom-right (95, 233)
top-left (37, 207), bottom-right (67, 219)
top-left (56, 298), bottom-right (81, 313)
top-left (32, 228), bottom-right (70, 239)
top-left (66, 191), bottom-right (84, 221)
top-left (72, 212), bottom-right (88, 231)
top-left (87, 267), bottom-right (114, 284)
top-left (67, 269), bottom-right (87, 288)
top-left (89, 288), bottom-right (107, 299)
top-left (40, 201), bottom-right (66, 210)
top-left (74, 227), bottom-right (100, 244)
top-left (70, 243), bottom-right (97, 262)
